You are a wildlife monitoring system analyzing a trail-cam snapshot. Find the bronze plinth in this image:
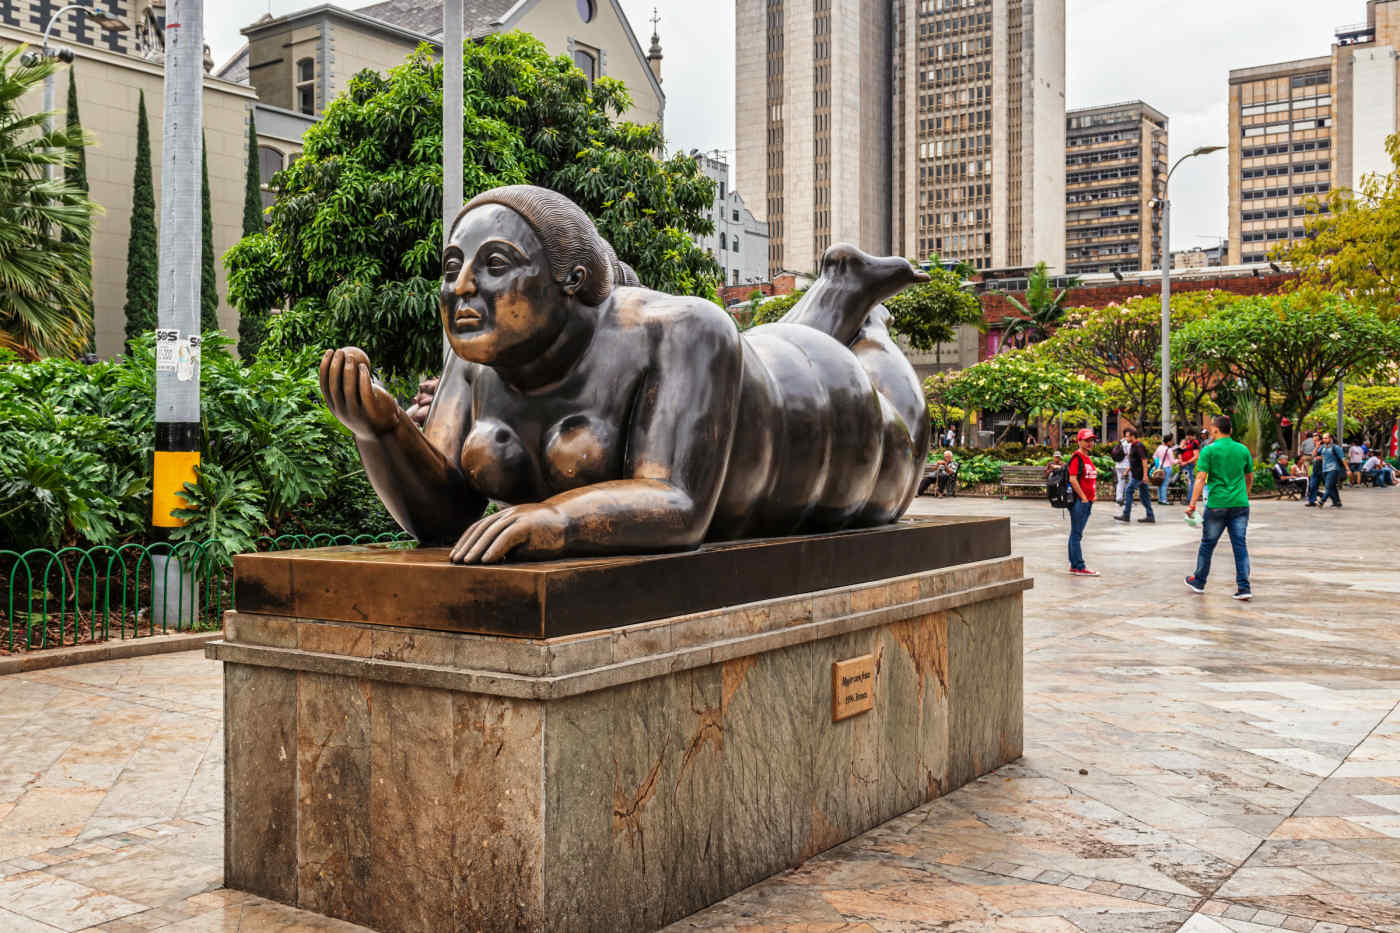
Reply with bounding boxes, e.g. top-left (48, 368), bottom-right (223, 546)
top-left (320, 185), bottom-right (932, 563)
